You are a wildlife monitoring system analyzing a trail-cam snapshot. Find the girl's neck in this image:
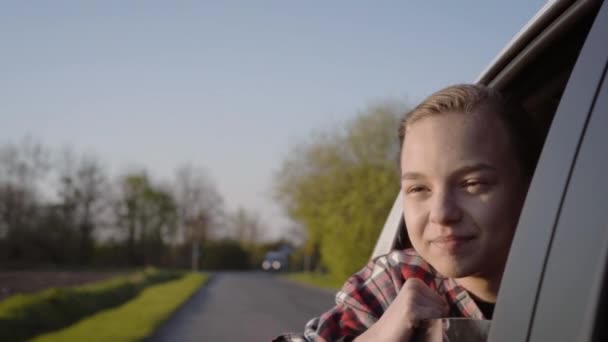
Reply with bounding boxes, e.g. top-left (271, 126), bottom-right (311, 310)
top-left (455, 273), bottom-right (501, 303)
